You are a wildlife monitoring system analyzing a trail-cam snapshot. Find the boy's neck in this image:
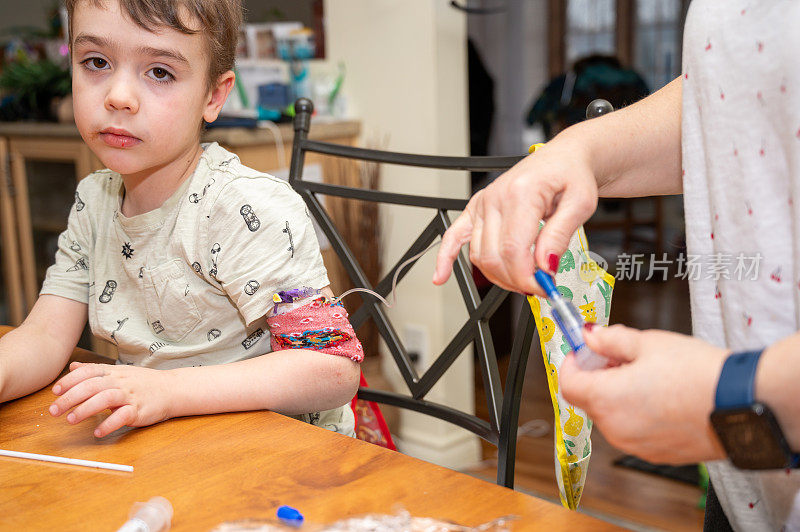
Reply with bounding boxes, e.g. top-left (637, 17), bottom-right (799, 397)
top-left (120, 144), bottom-right (204, 217)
